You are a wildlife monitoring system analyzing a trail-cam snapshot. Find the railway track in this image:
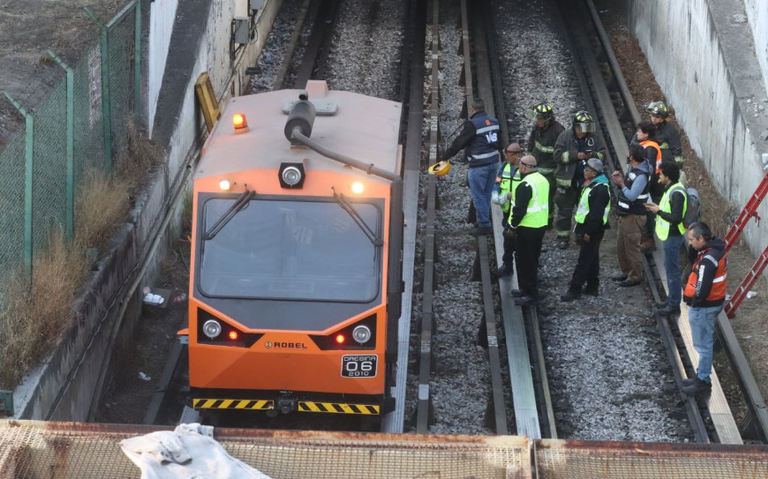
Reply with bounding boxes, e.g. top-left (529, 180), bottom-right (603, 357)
top-left (127, 0), bottom-right (768, 444)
